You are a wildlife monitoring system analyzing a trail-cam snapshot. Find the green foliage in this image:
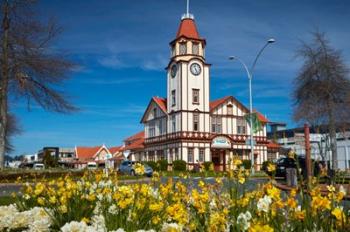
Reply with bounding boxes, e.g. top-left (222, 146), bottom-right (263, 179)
top-left (0, 196), bottom-right (15, 206)
top-left (241, 160), bottom-right (252, 170)
top-left (144, 161), bottom-right (157, 171)
top-left (156, 159), bottom-right (168, 171)
top-left (172, 160), bottom-right (187, 171)
top-left (203, 161), bottom-right (213, 171)
top-left (42, 150), bottom-right (58, 168)
top-left (0, 169), bottom-right (85, 183)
